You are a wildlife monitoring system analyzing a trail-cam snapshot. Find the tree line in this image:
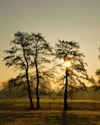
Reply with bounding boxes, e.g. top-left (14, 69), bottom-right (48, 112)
top-left (3, 31), bottom-right (100, 110)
